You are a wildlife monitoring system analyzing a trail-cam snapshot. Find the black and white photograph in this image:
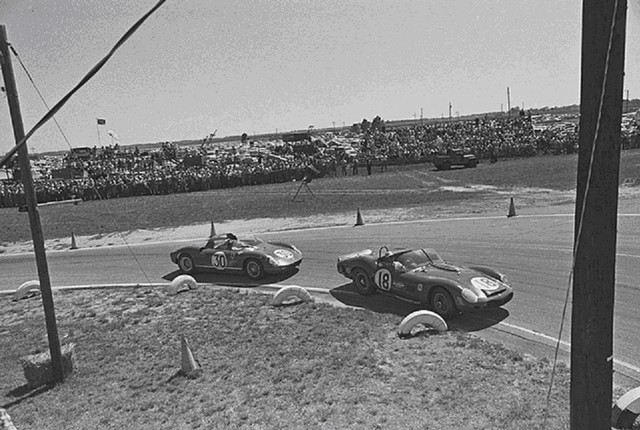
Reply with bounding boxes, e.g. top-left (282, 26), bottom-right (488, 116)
top-left (1, 1), bottom-right (640, 428)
